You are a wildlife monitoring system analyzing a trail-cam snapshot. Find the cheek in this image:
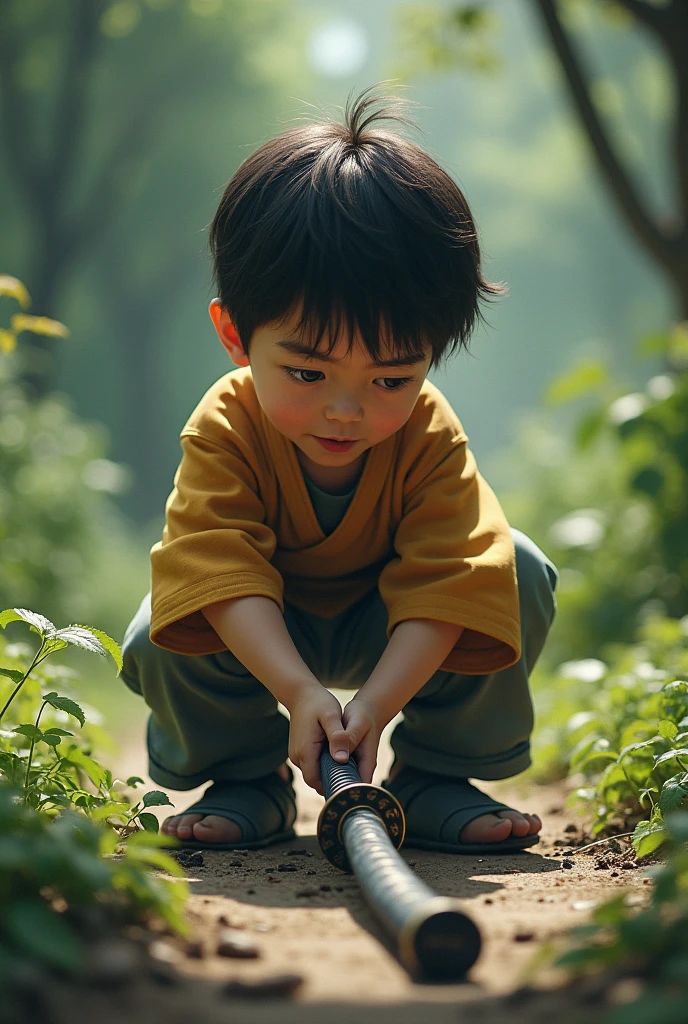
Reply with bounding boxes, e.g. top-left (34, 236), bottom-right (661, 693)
top-left (369, 396), bottom-right (418, 436)
top-left (261, 392), bottom-right (313, 434)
